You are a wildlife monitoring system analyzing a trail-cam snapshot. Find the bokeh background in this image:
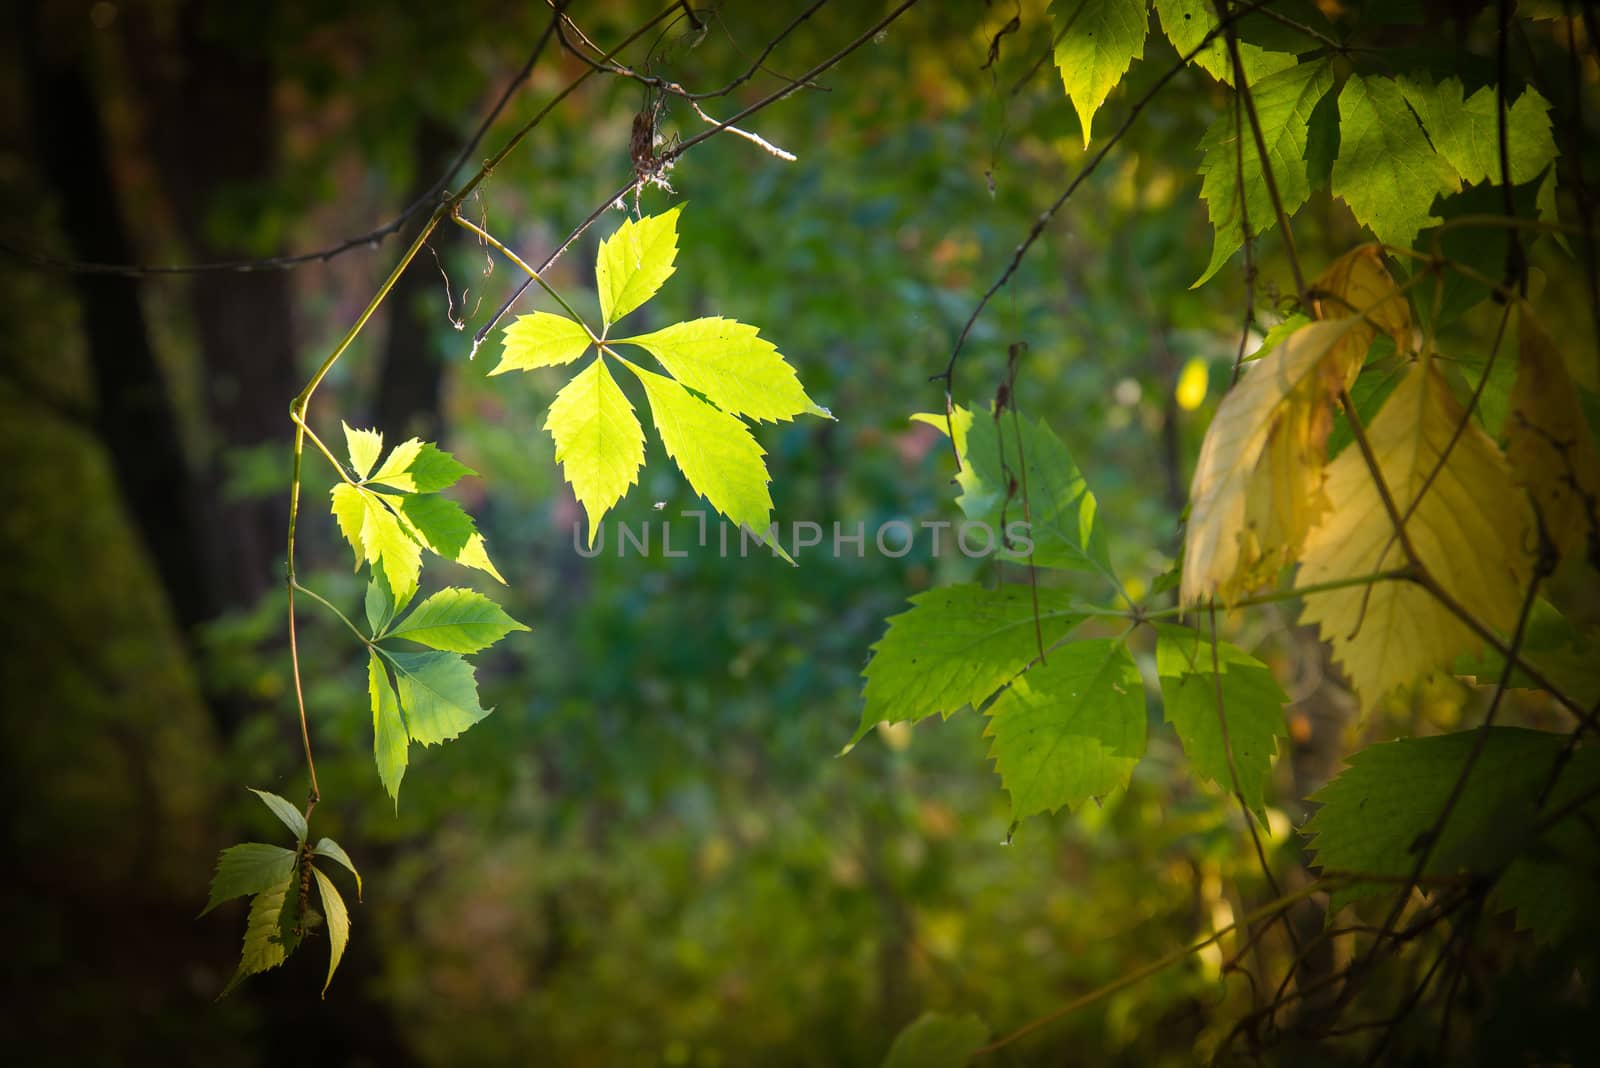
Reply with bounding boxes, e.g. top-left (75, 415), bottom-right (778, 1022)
top-left (4, 2), bottom-right (1596, 1065)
